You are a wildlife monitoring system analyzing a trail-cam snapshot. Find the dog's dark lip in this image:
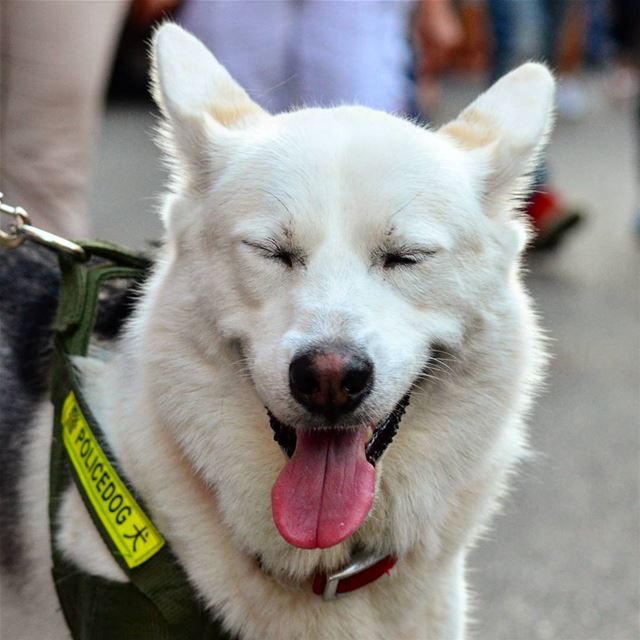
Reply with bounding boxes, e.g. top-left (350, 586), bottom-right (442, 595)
top-left (363, 391), bottom-right (411, 464)
top-left (266, 410), bottom-right (297, 458)
top-left (267, 390), bottom-right (412, 465)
